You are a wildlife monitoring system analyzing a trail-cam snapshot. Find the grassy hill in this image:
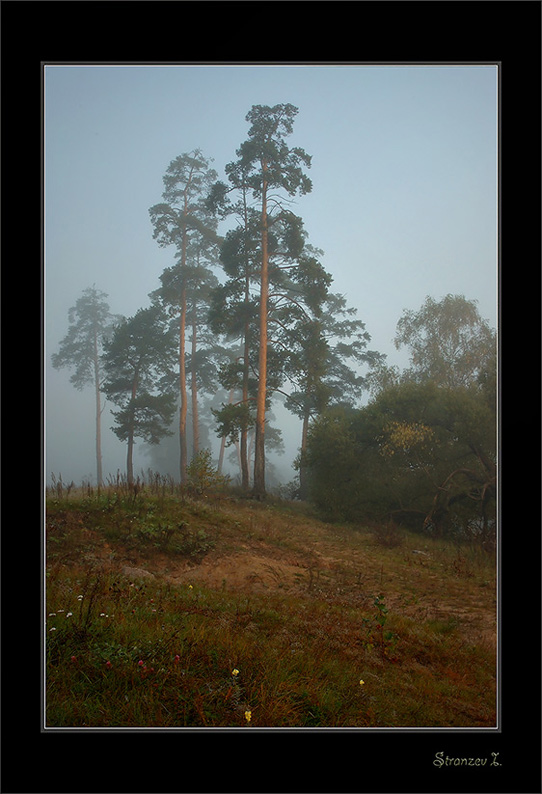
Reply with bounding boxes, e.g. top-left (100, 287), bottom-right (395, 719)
top-left (45, 480), bottom-right (497, 729)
